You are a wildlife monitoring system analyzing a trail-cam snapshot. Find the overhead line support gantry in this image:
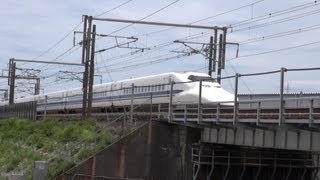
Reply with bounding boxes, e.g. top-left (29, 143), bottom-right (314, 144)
top-left (89, 17), bottom-right (229, 83)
